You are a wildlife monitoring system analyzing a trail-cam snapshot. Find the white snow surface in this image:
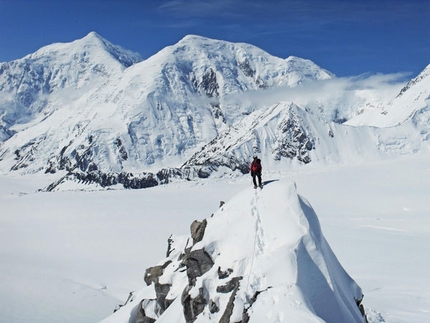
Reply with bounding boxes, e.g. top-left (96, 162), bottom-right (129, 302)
top-left (102, 180), bottom-right (365, 323)
top-left (347, 64), bottom-right (430, 128)
top-left (0, 33), bottom-right (333, 175)
top-left (1, 32), bottom-right (430, 323)
top-left (1, 153), bottom-right (430, 323)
